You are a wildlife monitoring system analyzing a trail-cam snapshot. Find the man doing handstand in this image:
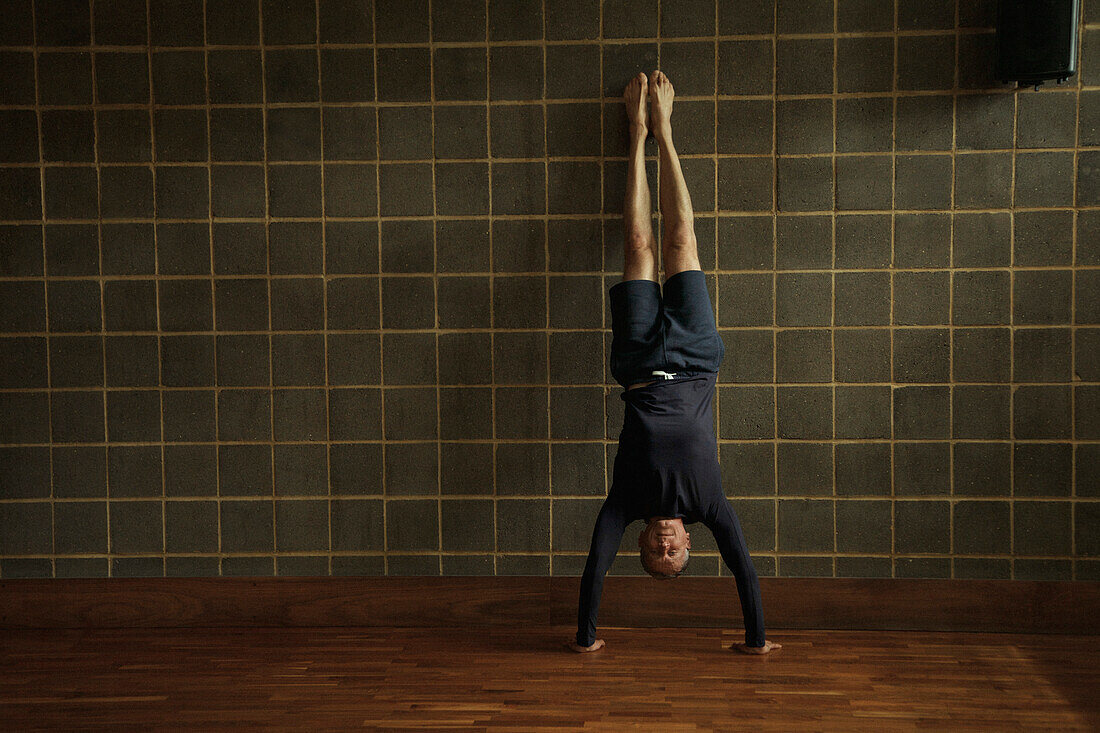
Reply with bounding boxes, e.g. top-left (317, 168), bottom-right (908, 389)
top-left (567, 71), bottom-right (781, 656)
